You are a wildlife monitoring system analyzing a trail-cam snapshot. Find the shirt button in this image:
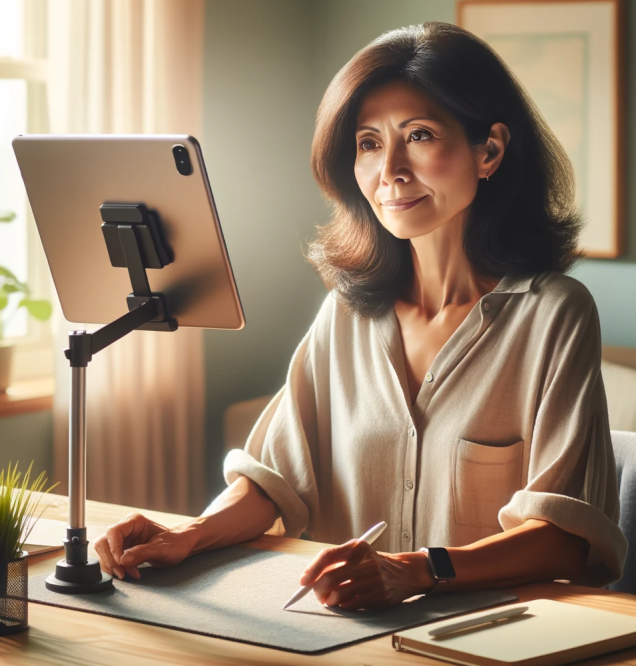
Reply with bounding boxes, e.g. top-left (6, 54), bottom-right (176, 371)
top-left (483, 301), bottom-right (492, 312)
top-left (424, 372), bottom-right (434, 383)
top-left (409, 426), bottom-right (416, 438)
top-left (402, 531), bottom-right (411, 543)
top-left (405, 479), bottom-right (414, 490)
